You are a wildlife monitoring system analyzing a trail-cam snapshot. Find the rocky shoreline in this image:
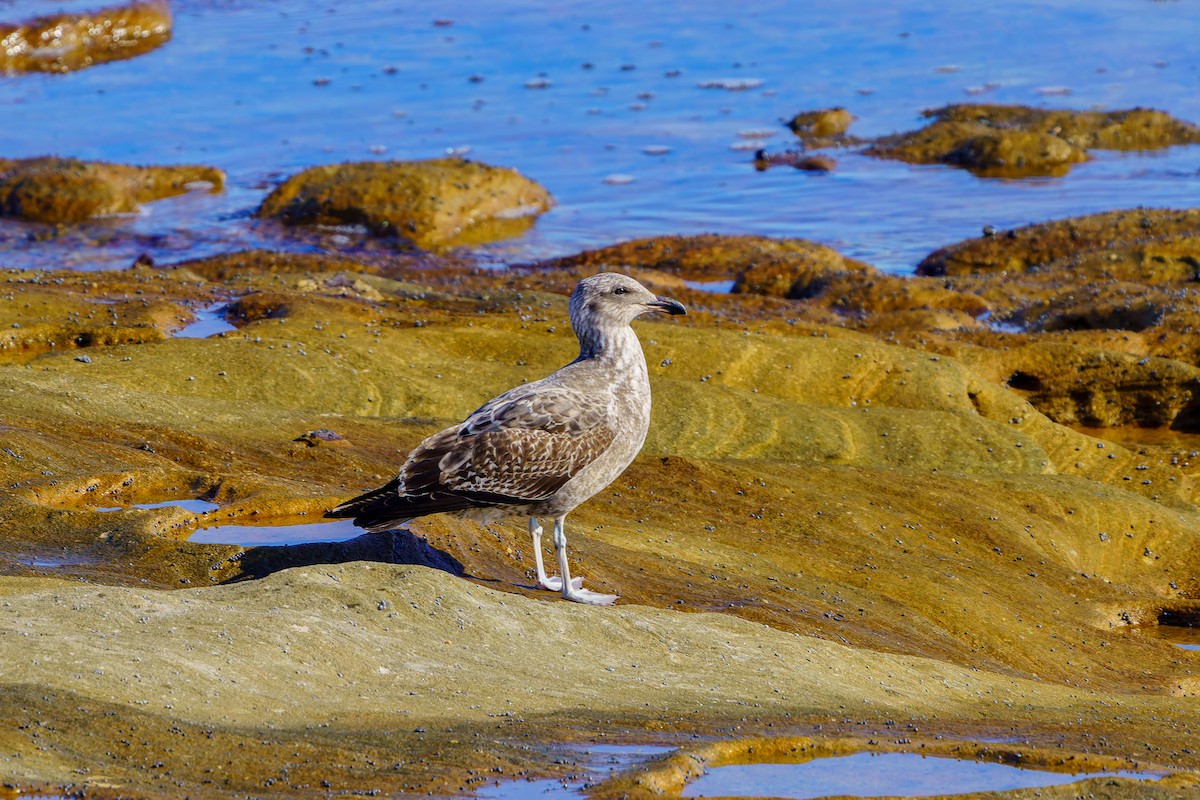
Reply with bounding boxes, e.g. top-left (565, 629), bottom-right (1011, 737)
top-left (1, 83), bottom-right (1199, 800)
top-left (2, 207), bottom-right (1200, 797)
